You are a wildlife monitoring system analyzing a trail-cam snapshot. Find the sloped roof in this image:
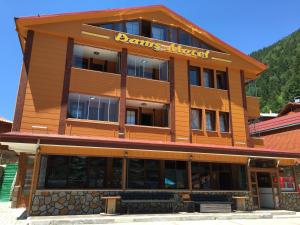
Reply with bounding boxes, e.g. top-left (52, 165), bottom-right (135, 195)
top-left (249, 112), bottom-right (300, 134)
top-left (278, 102), bottom-right (300, 117)
top-left (0, 117), bottom-right (12, 124)
top-left (15, 5), bottom-right (267, 74)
